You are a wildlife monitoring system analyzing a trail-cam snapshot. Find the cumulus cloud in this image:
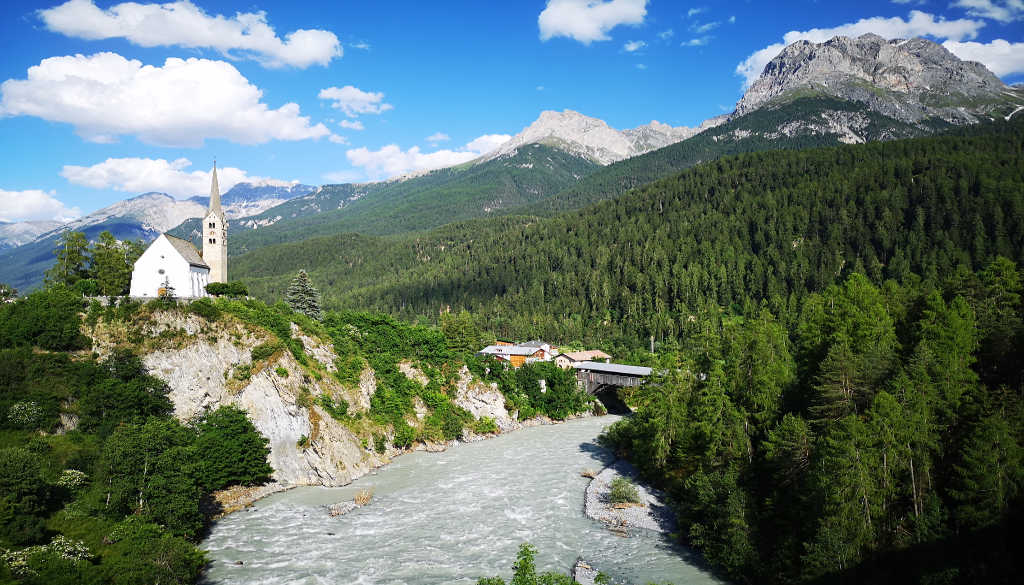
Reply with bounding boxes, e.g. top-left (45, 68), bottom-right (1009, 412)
top-left (0, 52), bottom-right (330, 147)
top-left (735, 10), bottom-right (986, 88)
top-left (538, 0), bottom-right (647, 44)
top-left (623, 40), bottom-right (647, 52)
top-left (426, 132), bottom-right (450, 144)
top-left (687, 7), bottom-right (706, 18)
top-left (345, 133), bottom-right (511, 180)
top-left (683, 37), bottom-right (712, 47)
top-left (60, 157), bottom-right (297, 198)
top-left (952, 0), bottom-right (1024, 23)
top-left (658, 29), bottom-right (674, 40)
top-left (318, 85), bottom-right (394, 118)
top-left (0, 189), bottom-right (81, 222)
top-left (338, 120), bottom-right (365, 130)
top-left (944, 39), bottom-right (1024, 76)
top-left (38, 0), bottom-right (341, 68)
